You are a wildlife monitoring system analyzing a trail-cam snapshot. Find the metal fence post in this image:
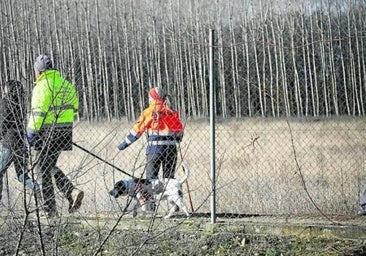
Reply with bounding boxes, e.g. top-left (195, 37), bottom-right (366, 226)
top-left (209, 29), bottom-right (216, 224)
